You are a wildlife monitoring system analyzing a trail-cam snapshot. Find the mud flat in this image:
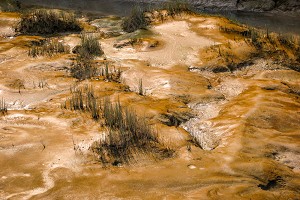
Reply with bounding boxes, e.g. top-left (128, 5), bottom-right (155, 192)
top-left (0, 7), bottom-right (300, 200)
